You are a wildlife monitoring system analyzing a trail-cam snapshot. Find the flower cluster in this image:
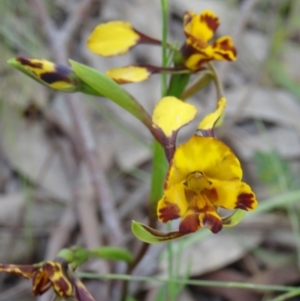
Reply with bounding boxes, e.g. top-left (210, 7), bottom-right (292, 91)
top-left (147, 96), bottom-right (257, 237)
top-left (8, 7), bottom-right (257, 243)
top-left (0, 259), bottom-right (95, 301)
top-left (87, 10), bottom-right (237, 83)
